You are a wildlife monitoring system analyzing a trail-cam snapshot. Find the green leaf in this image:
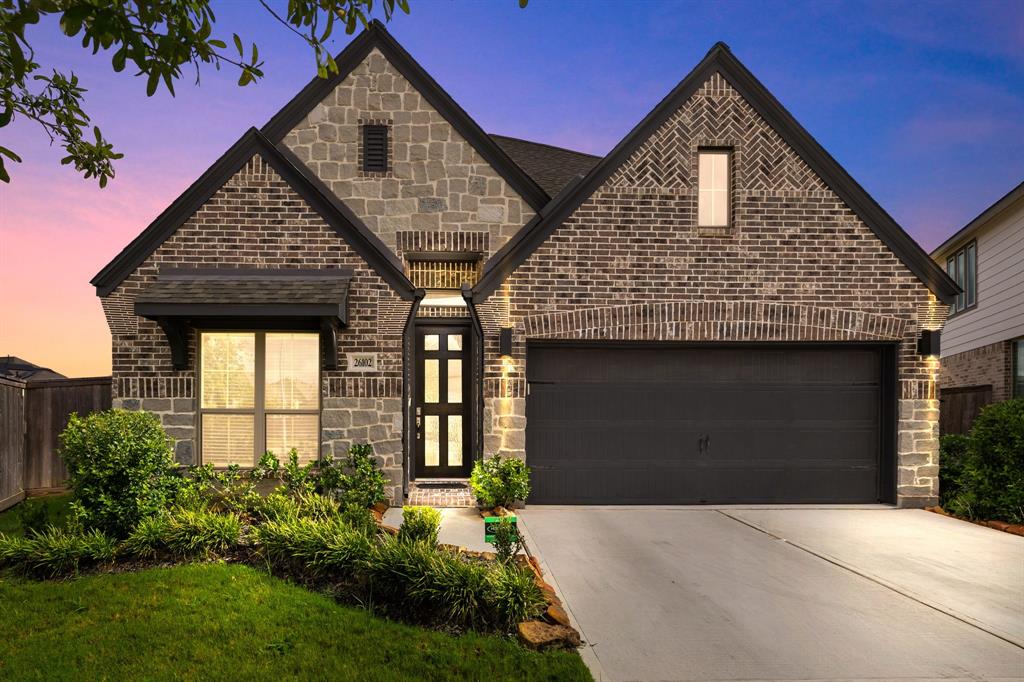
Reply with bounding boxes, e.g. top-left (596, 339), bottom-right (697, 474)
top-left (0, 107), bottom-right (12, 128)
top-left (0, 159), bottom-right (9, 183)
top-left (0, 145), bottom-right (23, 162)
top-left (233, 33), bottom-right (243, 56)
top-left (208, 39), bottom-right (226, 49)
top-left (146, 72), bottom-right (159, 97)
